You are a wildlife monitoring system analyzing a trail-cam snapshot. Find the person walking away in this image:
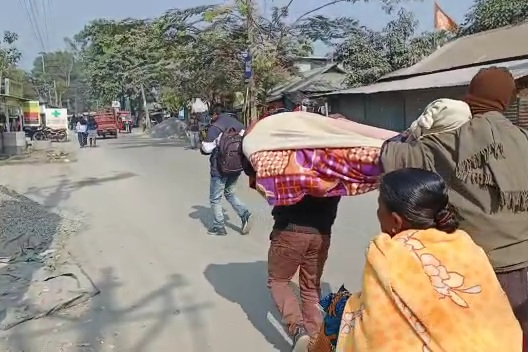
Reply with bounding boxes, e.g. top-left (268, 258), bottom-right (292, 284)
top-left (240, 121), bottom-right (340, 351)
top-left (187, 116), bottom-right (200, 149)
top-left (271, 196), bottom-right (340, 351)
top-left (87, 116), bottom-right (98, 147)
top-left (380, 67), bottom-right (528, 335)
top-left (201, 104), bottom-right (252, 236)
top-left (76, 117), bottom-right (88, 148)
top-left (70, 114), bottom-right (78, 130)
